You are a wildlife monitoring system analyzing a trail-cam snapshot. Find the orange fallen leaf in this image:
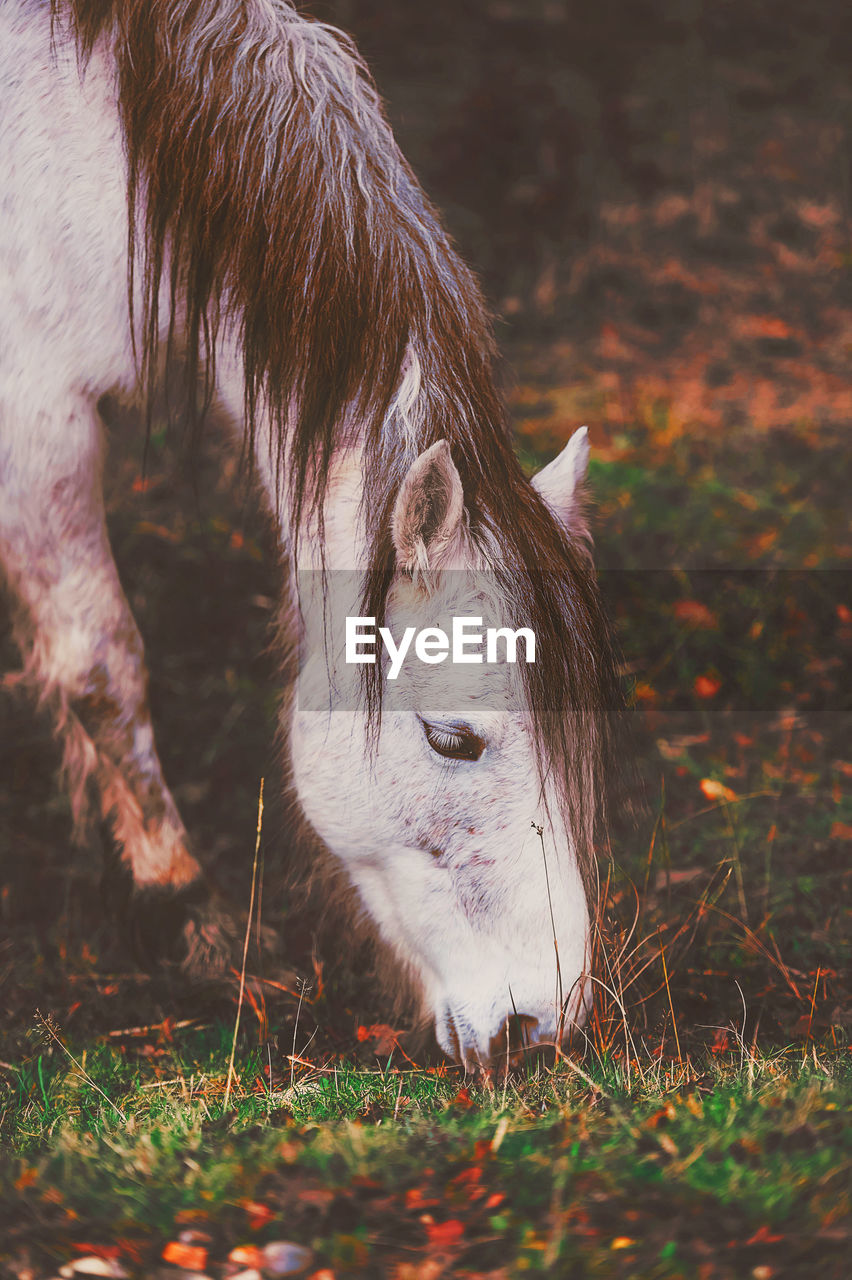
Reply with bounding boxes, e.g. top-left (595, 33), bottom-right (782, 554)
top-left (240, 1199), bottom-right (274, 1231)
top-left (405, 1187), bottom-right (440, 1209)
top-left (229, 1245), bottom-right (265, 1268)
top-left (161, 1241), bottom-right (208, 1270)
top-left (298, 1189), bottom-right (335, 1209)
top-left (133, 520), bottom-right (180, 544)
top-left (673, 600), bottom-right (718, 628)
top-left (425, 1219), bottom-right (465, 1250)
top-left (701, 778), bottom-right (737, 804)
top-left (744, 528), bottom-right (779, 559)
top-left (694, 674), bottom-right (721, 699)
top-left (745, 1225), bottom-right (785, 1245)
top-left (645, 1104), bottom-right (676, 1129)
top-left (829, 821), bottom-right (852, 841)
top-left (391, 1263), bottom-right (443, 1280)
top-left (356, 1023), bottom-right (402, 1054)
top-left (740, 315), bottom-right (793, 340)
